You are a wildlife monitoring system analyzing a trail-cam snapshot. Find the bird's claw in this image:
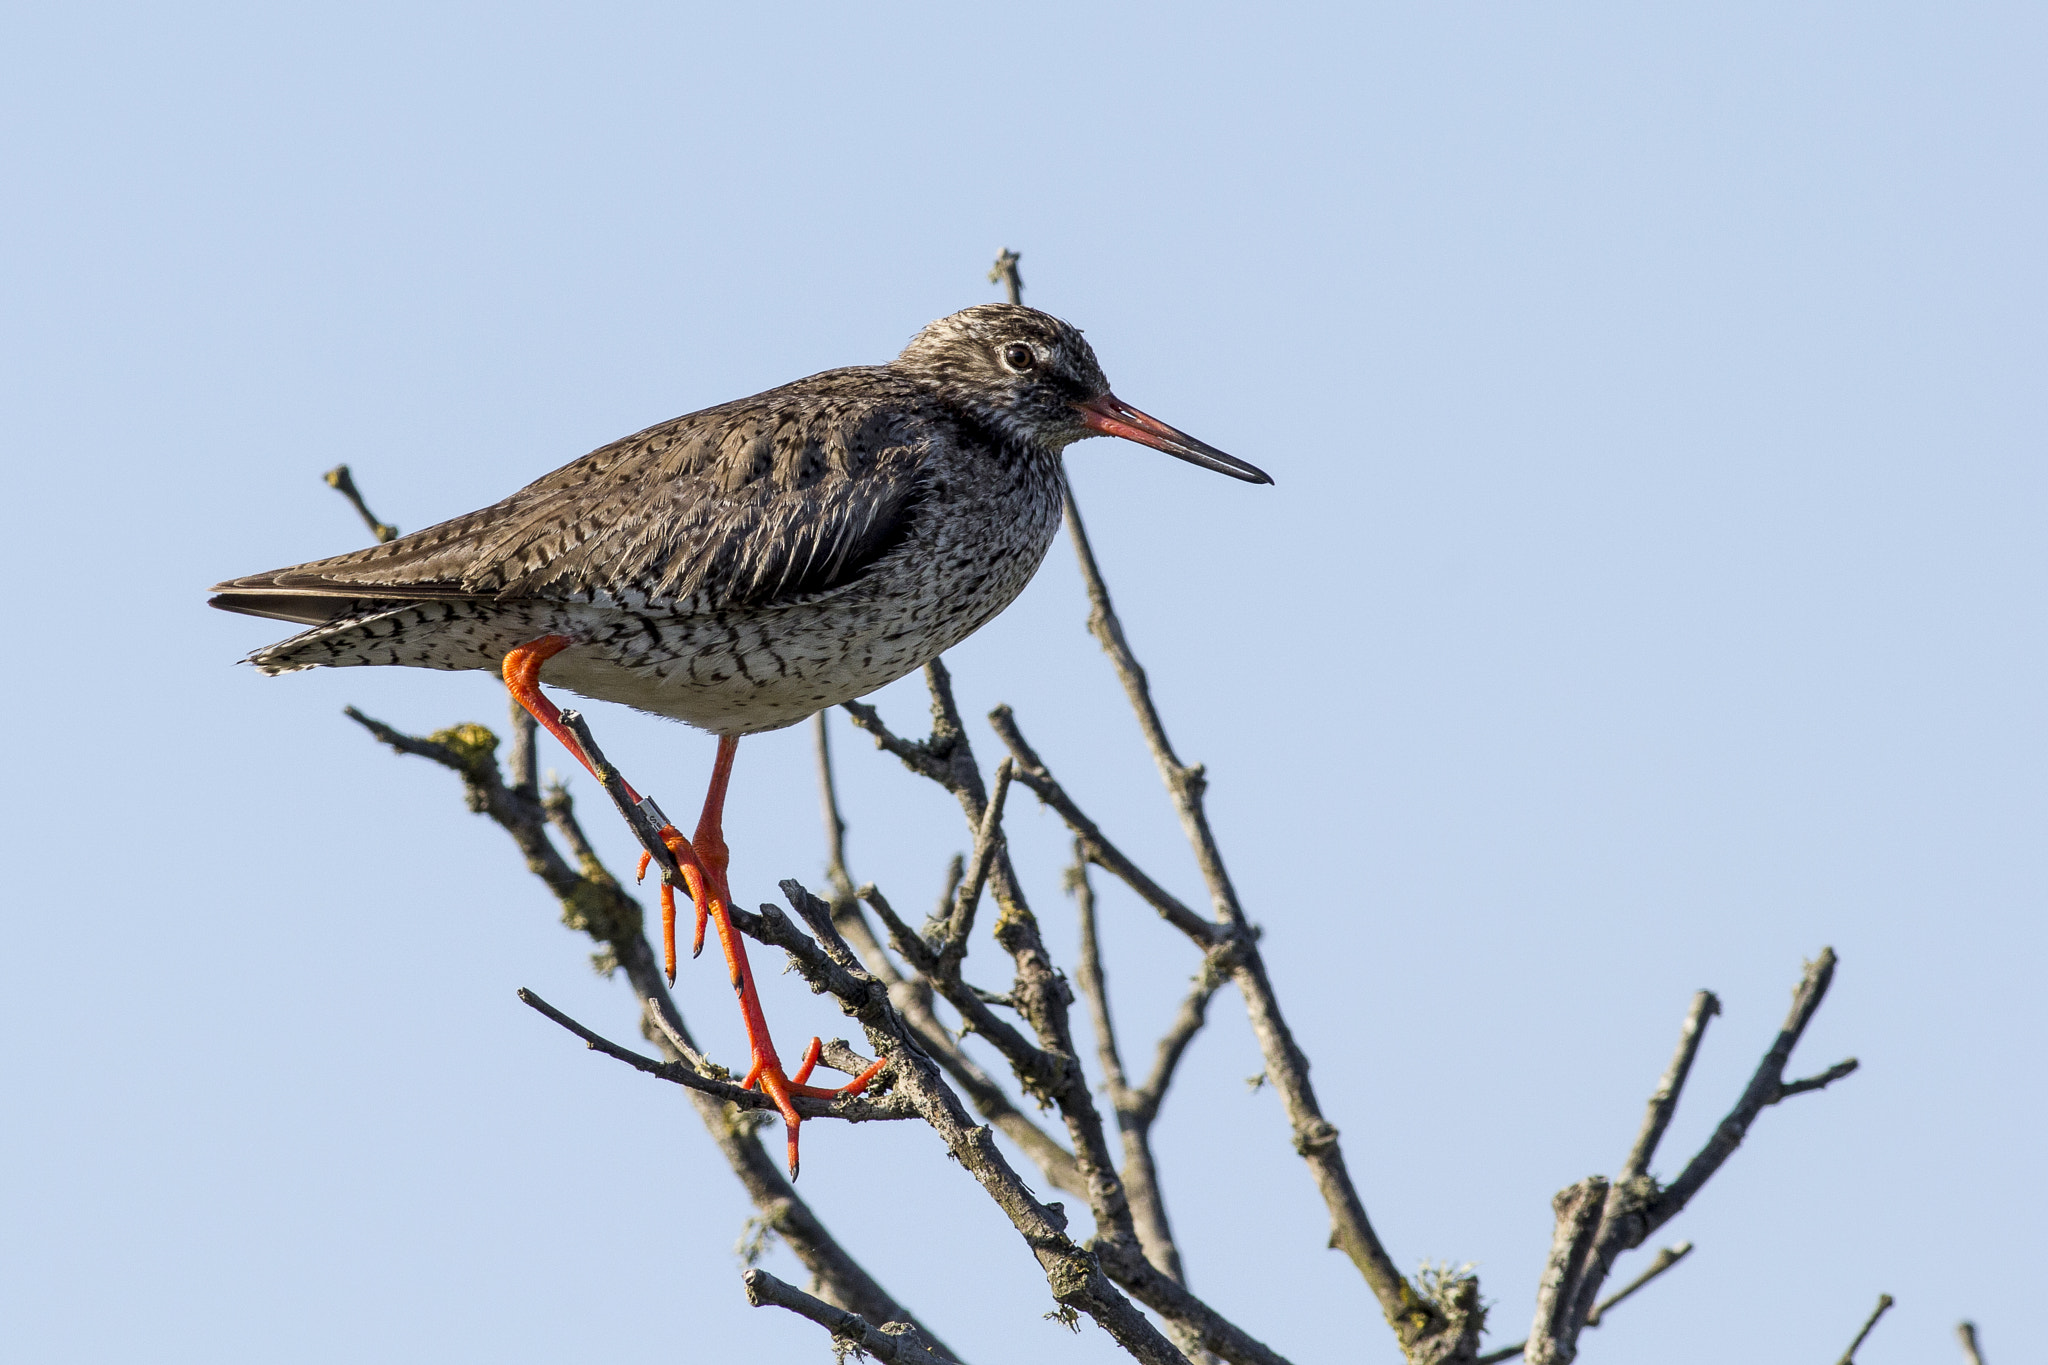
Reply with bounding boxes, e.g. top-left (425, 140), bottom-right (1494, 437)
top-left (637, 826), bottom-right (713, 982)
top-left (735, 1038), bottom-right (891, 1179)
